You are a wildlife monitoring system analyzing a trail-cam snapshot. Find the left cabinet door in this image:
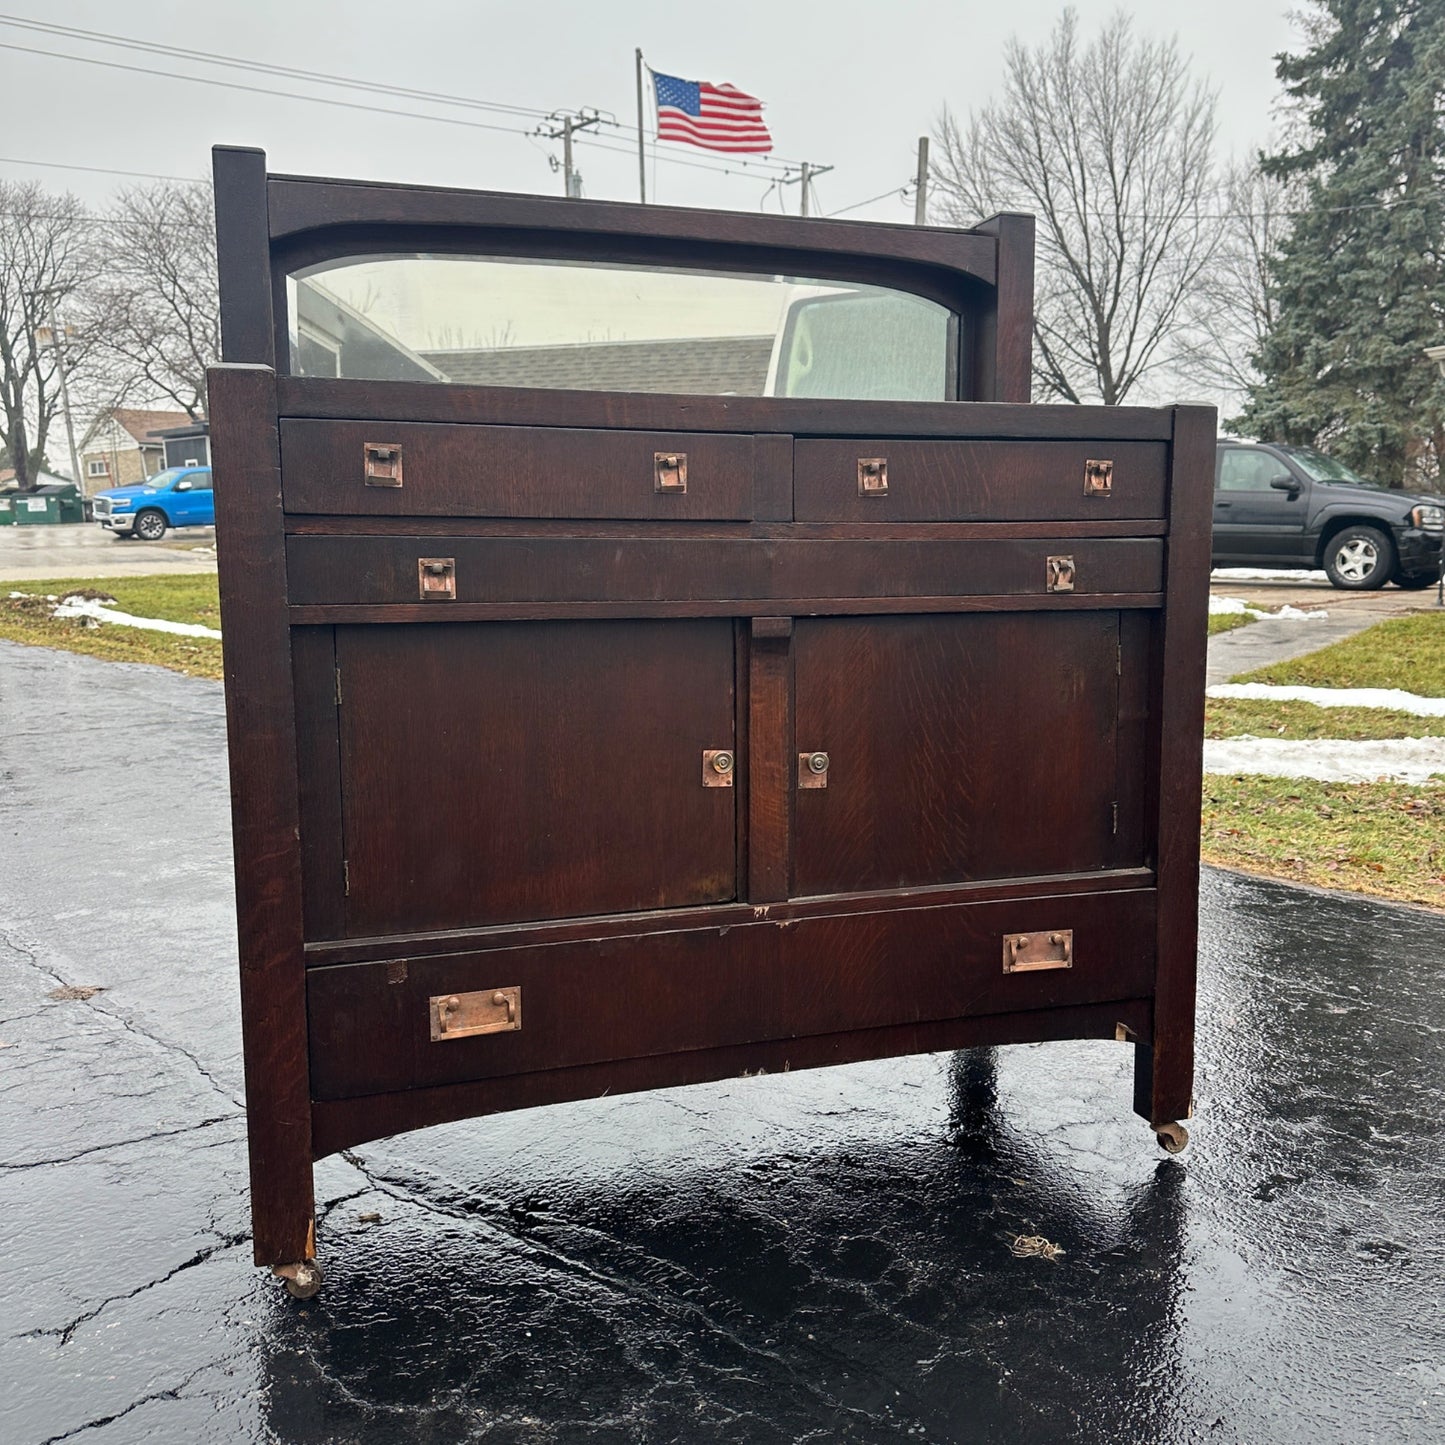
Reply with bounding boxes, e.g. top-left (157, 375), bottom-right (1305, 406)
top-left (335, 619), bottom-right (738, 936)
